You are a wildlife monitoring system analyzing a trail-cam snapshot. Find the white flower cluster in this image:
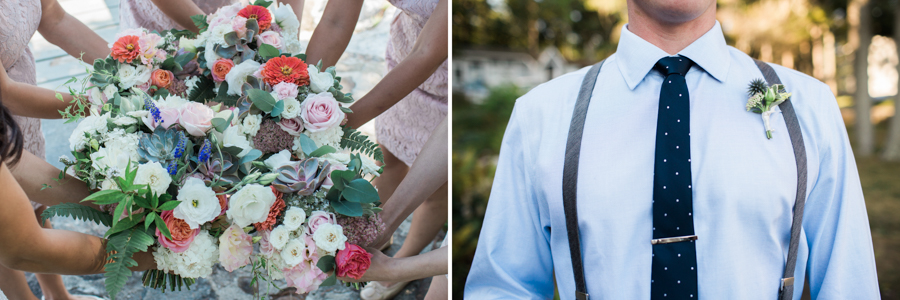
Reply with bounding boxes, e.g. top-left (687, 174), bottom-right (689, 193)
top-left (153, 230), bottom-right (219, 278)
